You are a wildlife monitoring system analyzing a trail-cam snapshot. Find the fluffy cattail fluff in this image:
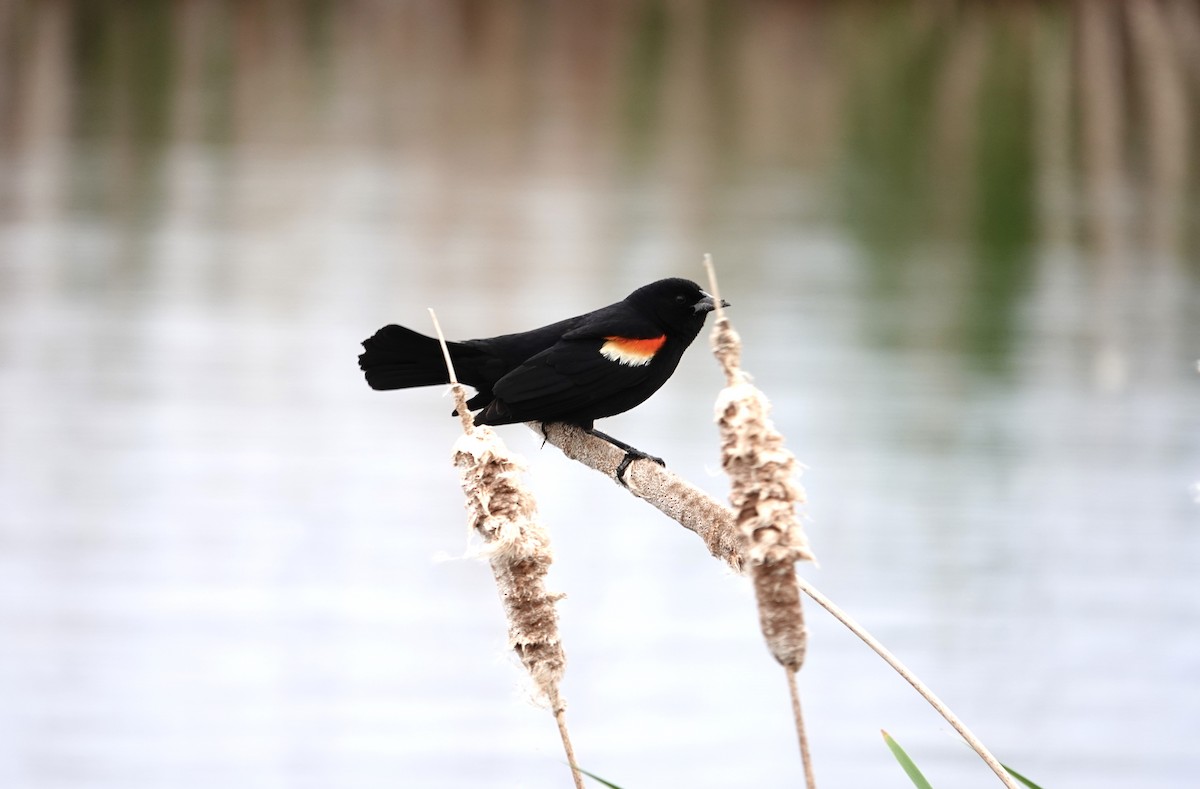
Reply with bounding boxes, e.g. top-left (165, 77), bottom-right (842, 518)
top-left (428, 309), bottom-right (569, 712)
top-left (453, 428), bottom-right (567, 708)
top-left (716, 378), bottom-right (815, 670)
top-left (706, 260), bottom-right (815, 671)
